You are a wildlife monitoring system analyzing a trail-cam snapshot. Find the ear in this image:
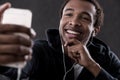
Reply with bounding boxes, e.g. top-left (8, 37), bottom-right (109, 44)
top-left (93, 26), bottom-right (100, 37)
